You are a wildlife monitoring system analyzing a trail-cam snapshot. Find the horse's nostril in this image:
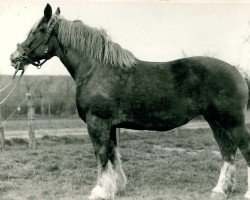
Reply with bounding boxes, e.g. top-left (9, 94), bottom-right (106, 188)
top-left (10, 54), bottom-right (18, 62)
top-left (10, 54), bottom-right (14, 61)
top-left (10, 53), bottom-right (21, 63)
top-left (10, 50), bottom-right (22, 62)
